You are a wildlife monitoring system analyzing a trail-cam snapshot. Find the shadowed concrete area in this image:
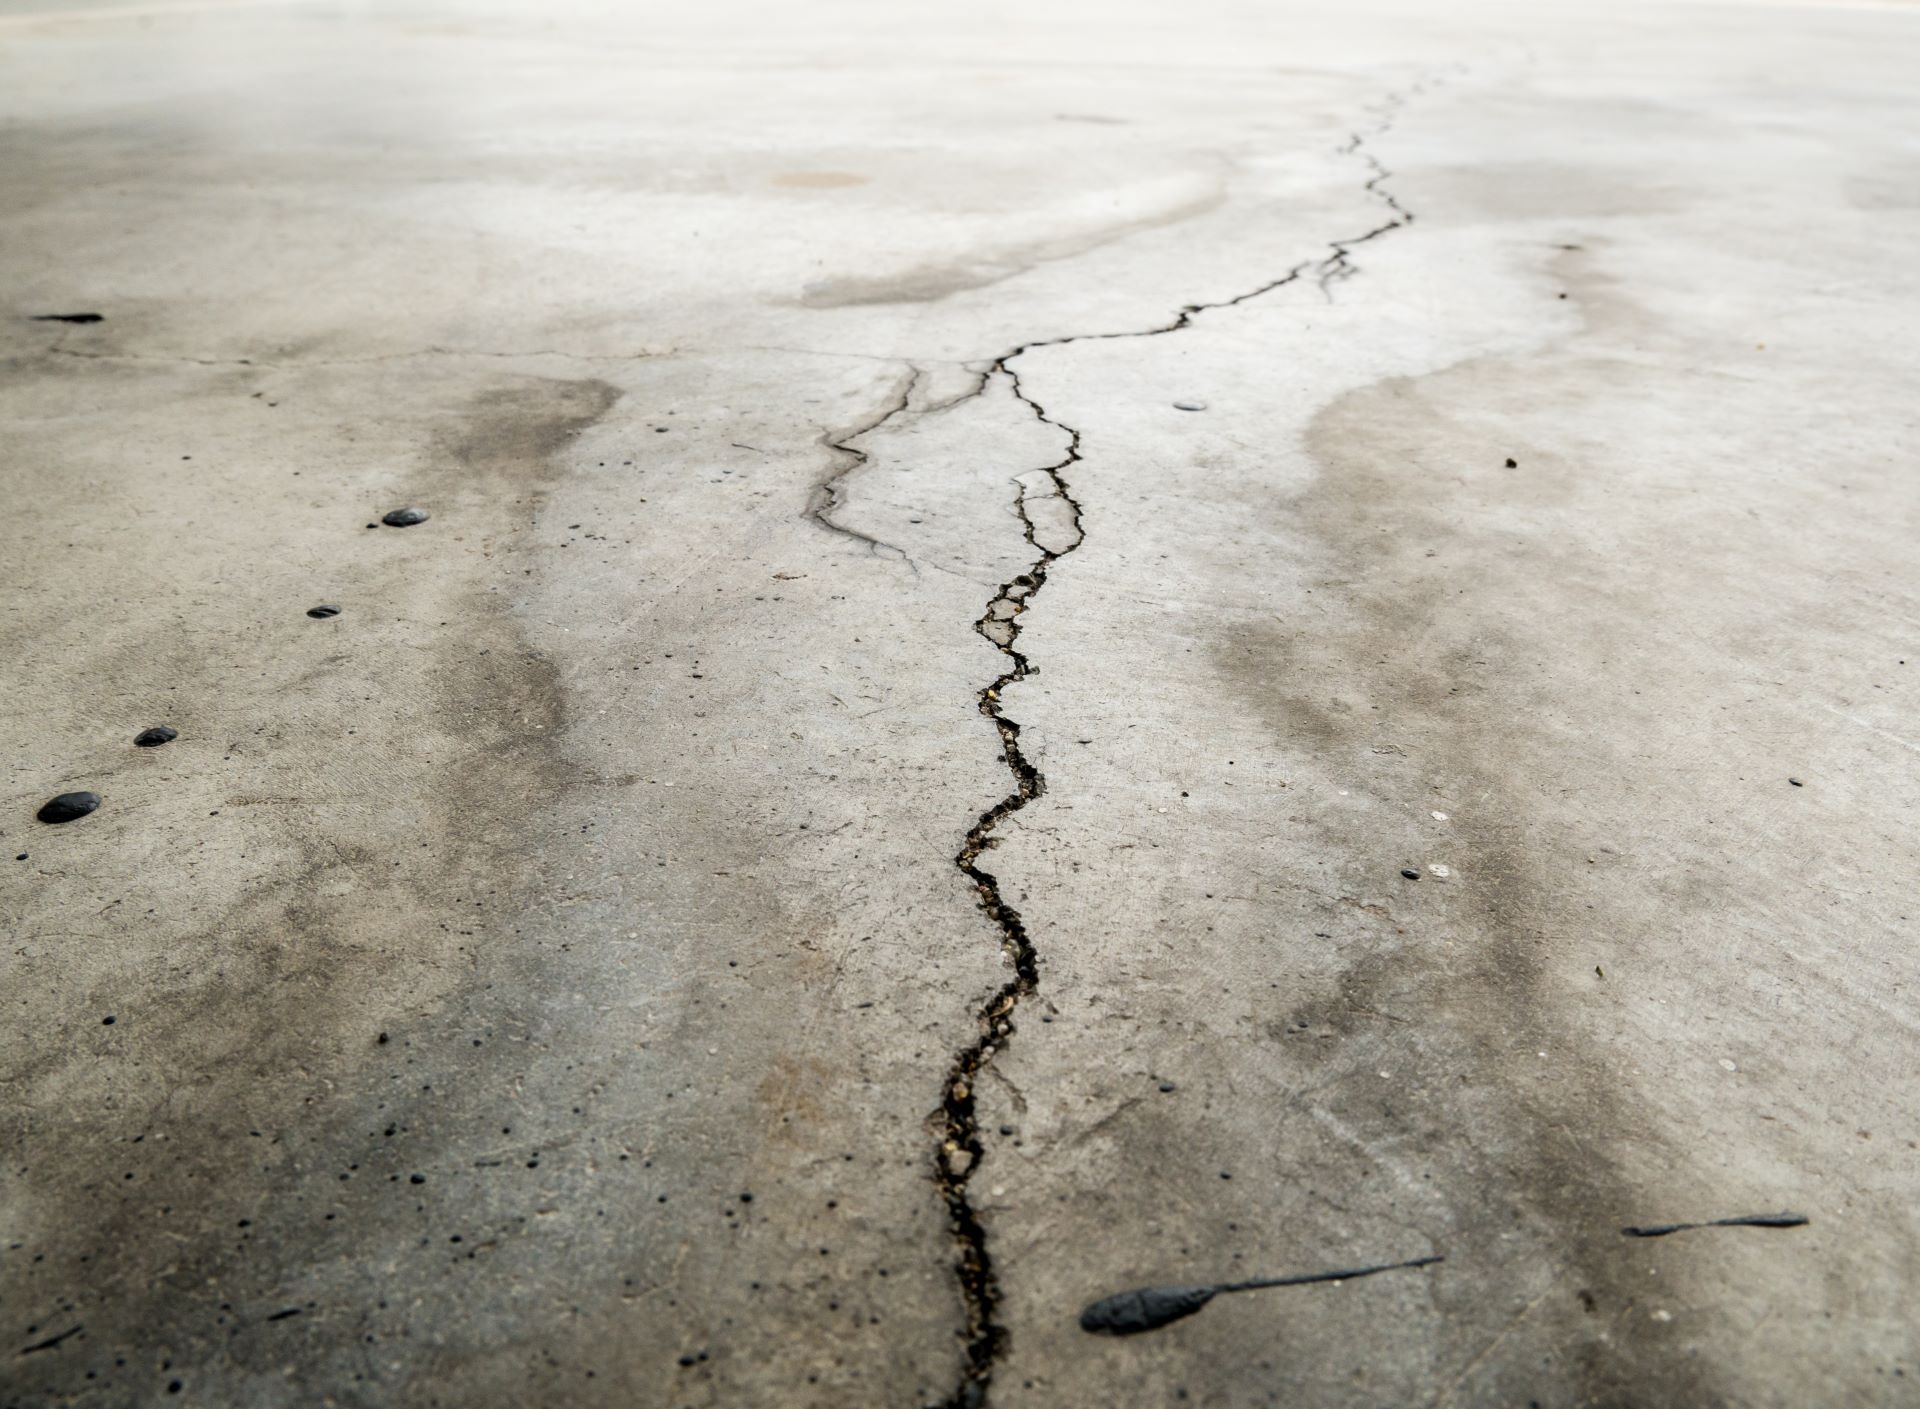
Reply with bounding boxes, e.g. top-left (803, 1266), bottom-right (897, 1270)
top-left (2, 1), bottom-right (1916, 1406)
